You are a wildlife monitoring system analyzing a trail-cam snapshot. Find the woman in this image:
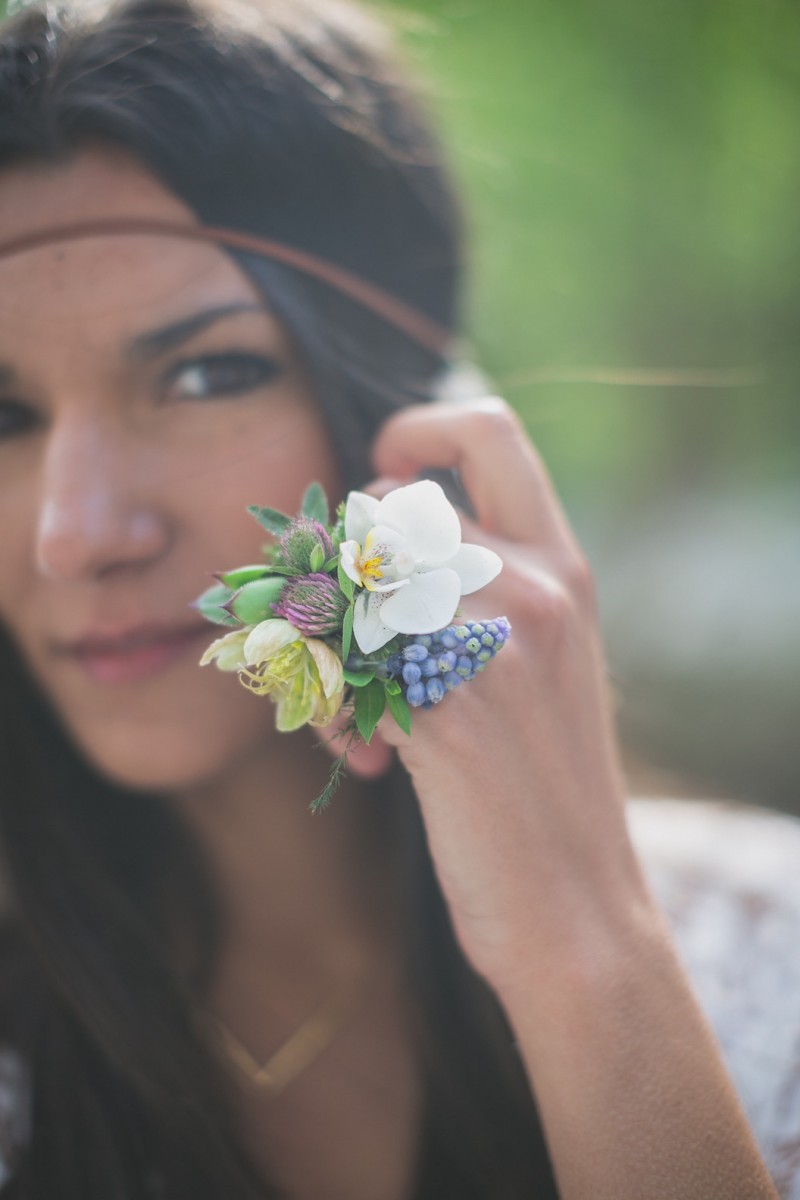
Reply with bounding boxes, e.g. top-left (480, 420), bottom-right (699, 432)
top-left (0, 0), bottom-right (796, 1196)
